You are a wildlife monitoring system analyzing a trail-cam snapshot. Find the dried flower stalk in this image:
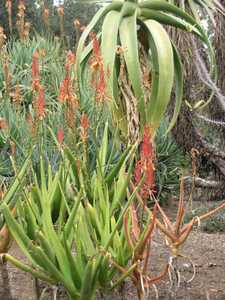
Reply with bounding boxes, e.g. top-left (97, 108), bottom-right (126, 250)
top-left (5, 0), bottom-right (13, 34)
